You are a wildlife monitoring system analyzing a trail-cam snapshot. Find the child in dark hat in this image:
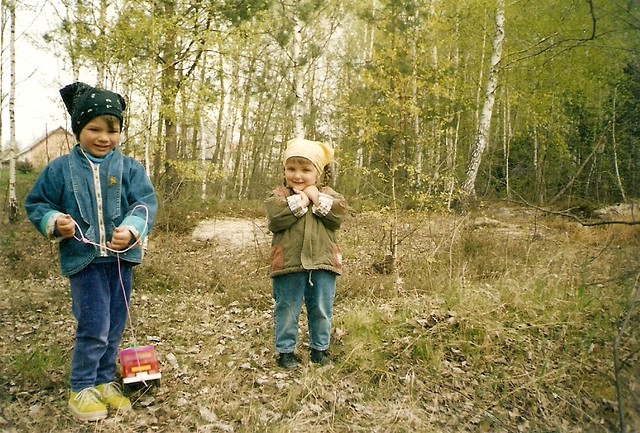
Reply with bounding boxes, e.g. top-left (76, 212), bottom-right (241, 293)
top-left (59, 81), bottom-right (126, 138)
top-left (25, 82), bottom-right (158, 421)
